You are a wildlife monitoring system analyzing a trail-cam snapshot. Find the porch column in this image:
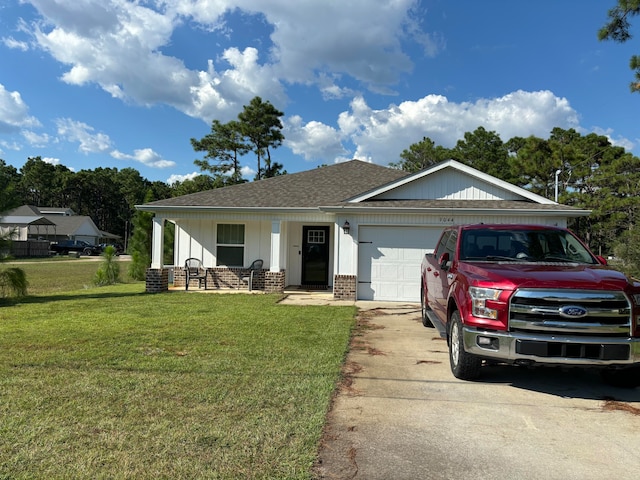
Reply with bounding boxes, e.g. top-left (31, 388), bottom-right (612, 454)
top-left (151, 216), bottom-right (165, 268)
top-left (265, 220), bottom-right (285, 293)
top-left (334, 217), bottom-right (357, 300)
top-left (270, 220), bottom-right (281, 272)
